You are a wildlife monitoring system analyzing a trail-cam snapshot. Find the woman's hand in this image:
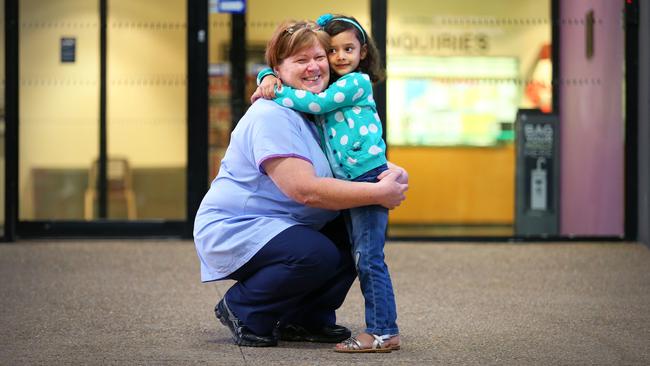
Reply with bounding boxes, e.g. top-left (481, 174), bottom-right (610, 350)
top-left (250, 75), bottom-right (282, 103)
top-left (374, 170), bottom-right (408, 209)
